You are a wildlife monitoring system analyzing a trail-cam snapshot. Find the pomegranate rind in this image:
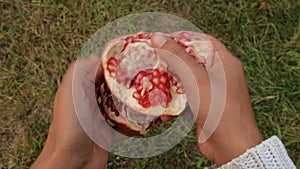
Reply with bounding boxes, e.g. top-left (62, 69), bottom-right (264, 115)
top-left (170, 31), bottom-right (213, 65)
top-left (99, 83), bottom-right (152, 136)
